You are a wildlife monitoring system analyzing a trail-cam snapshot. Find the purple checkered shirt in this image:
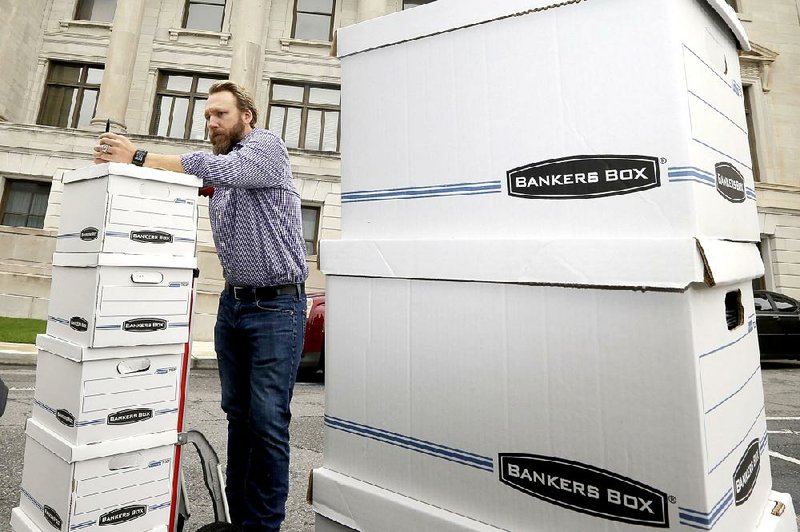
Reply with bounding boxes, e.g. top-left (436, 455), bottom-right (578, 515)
top-left (181, 128), bottom-right (308, 287)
